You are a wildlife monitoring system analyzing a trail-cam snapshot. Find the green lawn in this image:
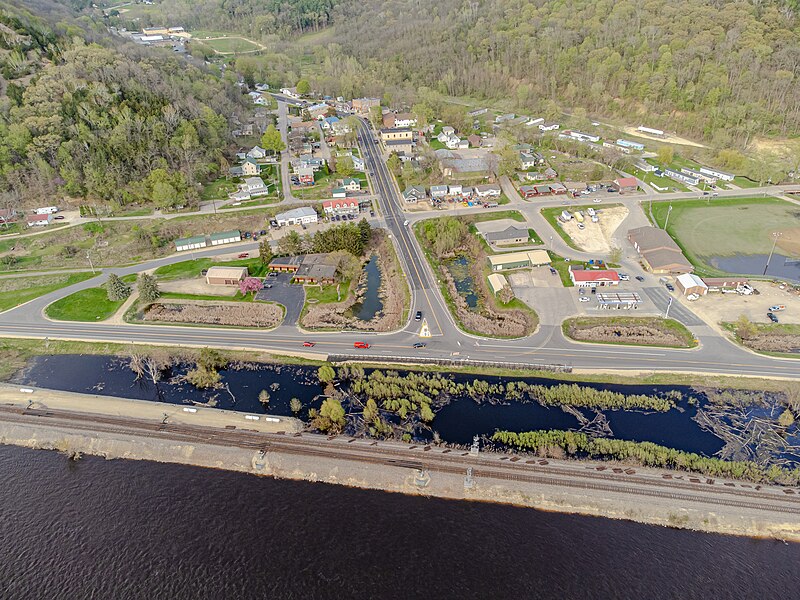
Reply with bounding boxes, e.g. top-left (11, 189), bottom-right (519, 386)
top-left (291, 168), bottom-right (335, 200)
top-left (46, 287), bottom-right (126, 321)
top-left (631, 168), bottom-right (680, 192)
top-left (649, 197), bottom-right (800, 276)
top-left (154, 257), bottom-right (268, 281)
top-left (467, 210), bottom-right (526, 224)
top-left (0, 223), bottom-right (24, 236)
top-left (304, 280), bottom-right (350, 305)
top-left (0, 272), bottom-right (97, 312)
top-left (733, 176), bottom-right (760, 189)
top-left (219, 197), bottom-right (280, 210)
top-left (201, 178), bottom-right (237, 201)
top-left (199, 36), bottom-right (260, 53)
top-left (548, 252), bottom-right (575, 287)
